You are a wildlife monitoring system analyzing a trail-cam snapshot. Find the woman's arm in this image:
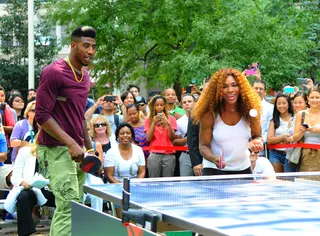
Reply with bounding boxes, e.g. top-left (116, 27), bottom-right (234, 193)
top-left (10, 139), bottom-right (22, 148)
top-left (199, 112), bottom-right (224, 168)
top-left (164, 115), bottom-right (175, 141)
top-left (105, 167), bottom-right (120, 183)
top-left (293, 112), bottom-right (307, 142)
top-left (145, 117), bottom-right (159, 142)
top-left (137, 166), bottom-right (146, 178)
top-left (10, 149), bottom-right (27, 187)
top-left (267, 120), bottom-right (288, 144)
top-left (249, 118), bottom-right (264, 152)
top-left (95, 142), bottom-right (104, 175)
